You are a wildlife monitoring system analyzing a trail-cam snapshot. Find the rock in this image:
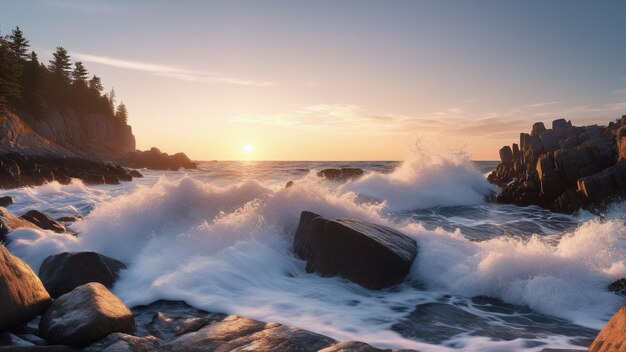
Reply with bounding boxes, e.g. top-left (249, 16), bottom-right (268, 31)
top-left (118, 149), bottom-right (196, 170)
top-left (294, 211), bottom-right (418, 289)
top-left (319, 341), bottom-right (388, 352)
top-left (39, 251), bottom-right (126, 298)
top-left (588, 306), bottom-right (626, 352)
top-left (317, 168), bottom-right (364, 182)
top-left (0, 206), bottom-right (40, 240)
top-left (55, 215), bottom-right (83, 224)
top-left (164, 315), bottom-right (334, 352)
top-left (0, 245), bottom-right (51, 331)
top-left (39, 282), bottom-right (135, 346)
top-left (84, 333), bottom-right (163, 352)
top-left (20, 210), bottom-right (66, 233)
top-left (285, 180), bottom-right (294, 188)
top-left (488, 116), bottom-right (626, 213)
top-left (608, 278), bottom-right (626, 295)
top-left (531, 122), bottom-right (547, 136)
top-left (499, 146), bottom-right (514, 163)
top-left (0, 195), bottom-right (13, 207)
top-left (128, 170), bottom-right (143, 178)
top-left (0, 153), bottom-right (135, 189)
